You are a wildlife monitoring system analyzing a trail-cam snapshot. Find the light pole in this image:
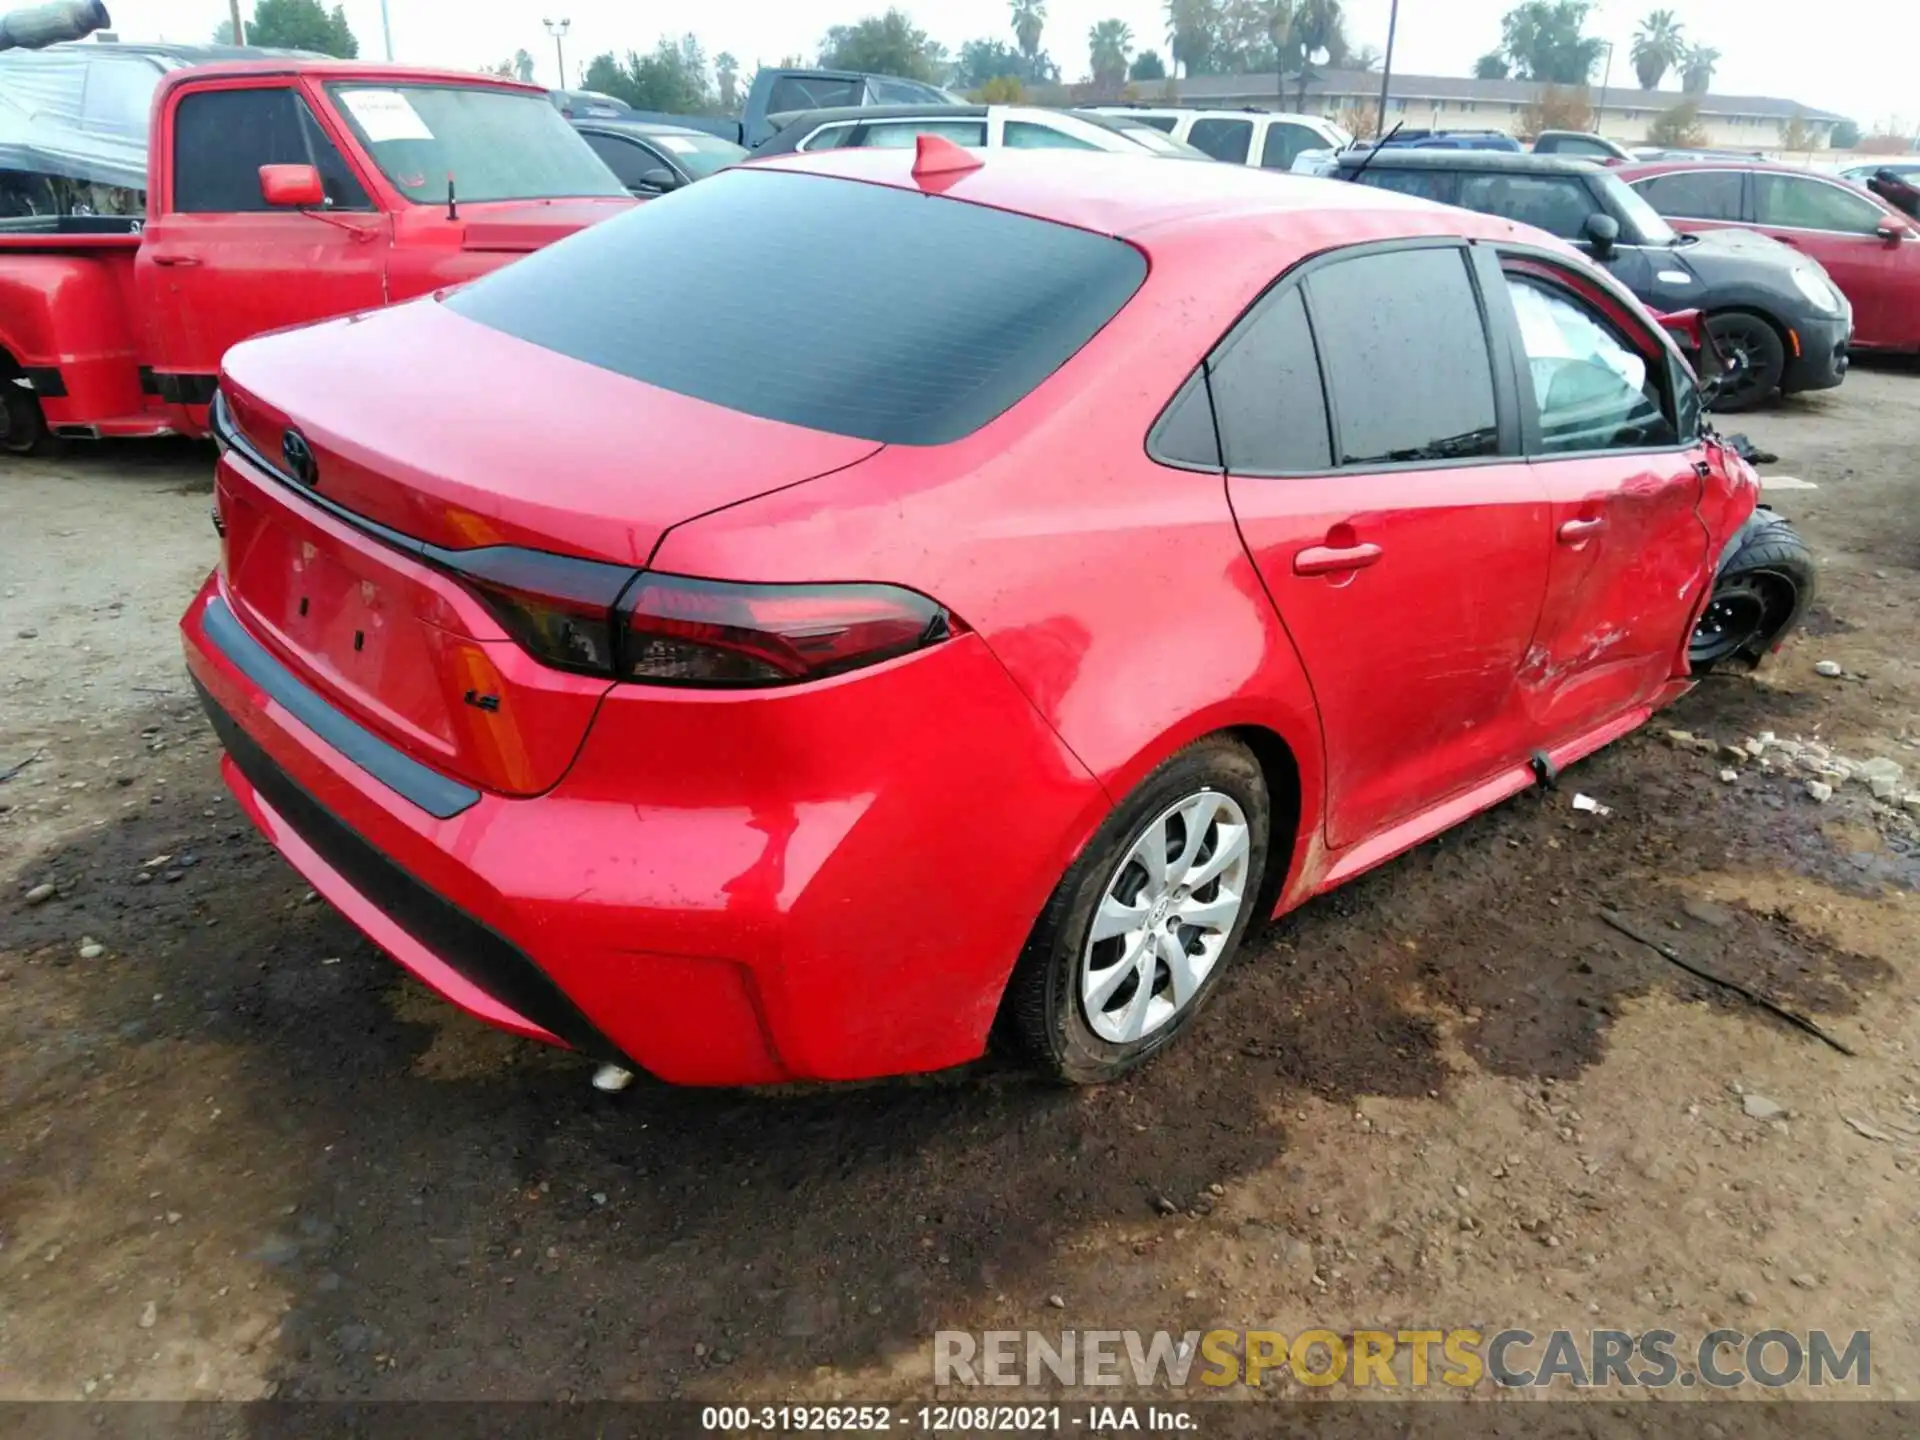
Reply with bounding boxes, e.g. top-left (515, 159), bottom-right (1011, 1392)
top-left (228, 0), bottom-right (245, 44)
top-left (543, 17), bottom-right (571, 91)
top-left (1376, 0), bottom-right (1399, 137)
top-left (379, 0), bottom-right (393, 60)
top-left (1594, 40), bottom-right (1615, 134)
